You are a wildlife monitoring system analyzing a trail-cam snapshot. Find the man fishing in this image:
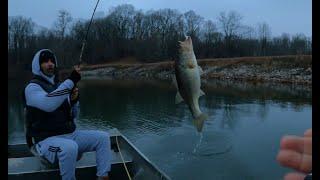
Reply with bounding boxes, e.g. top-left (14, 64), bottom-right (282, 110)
top-left (23, 49), bottom-right (111, 180)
